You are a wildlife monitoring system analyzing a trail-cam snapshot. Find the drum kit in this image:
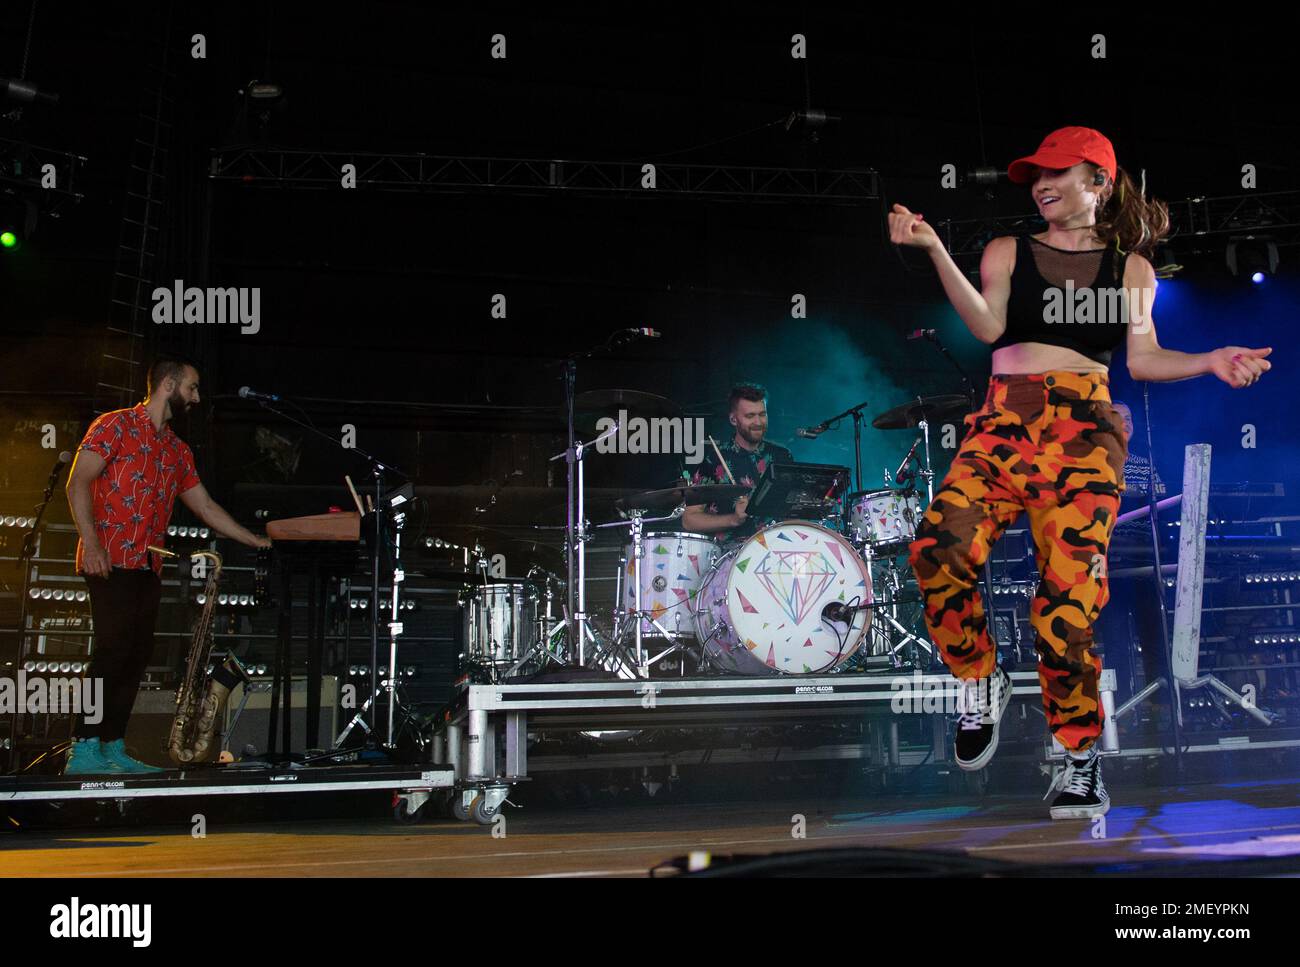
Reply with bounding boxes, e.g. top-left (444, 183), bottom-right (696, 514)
top-left (452, 388), bottom-right (973, 683)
